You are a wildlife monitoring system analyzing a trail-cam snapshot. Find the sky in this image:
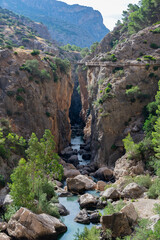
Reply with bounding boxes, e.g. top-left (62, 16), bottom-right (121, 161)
top-left (59, 0), bottom-right (140, 30)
